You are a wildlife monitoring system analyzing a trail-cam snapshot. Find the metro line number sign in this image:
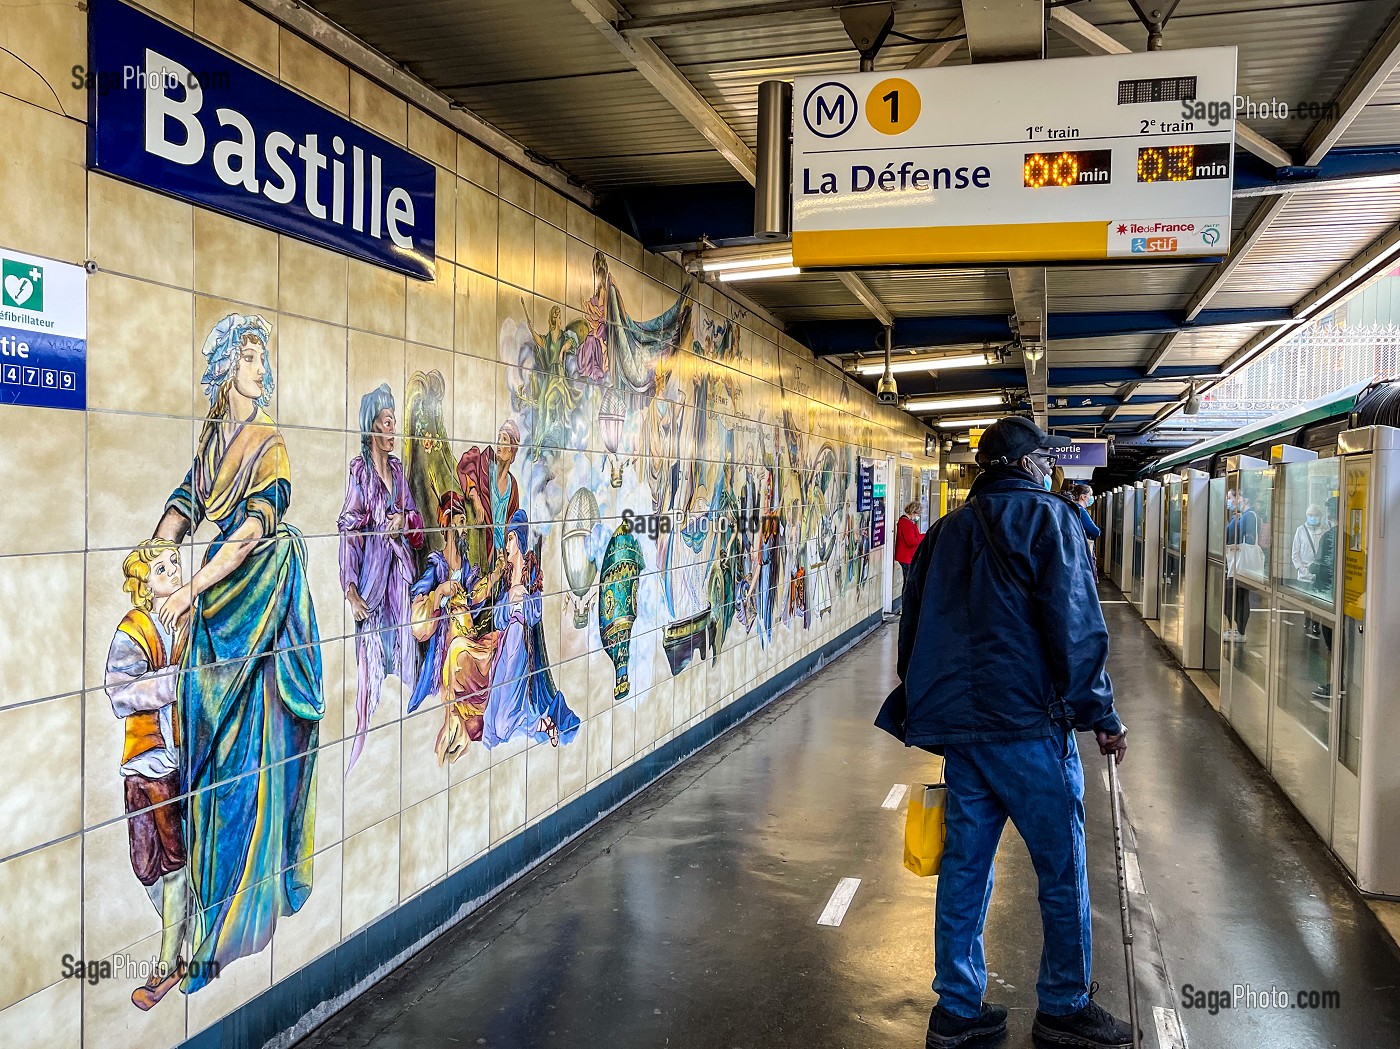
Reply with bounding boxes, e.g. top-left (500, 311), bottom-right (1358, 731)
top-left (791, 48), bottom-right (1237, 267)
